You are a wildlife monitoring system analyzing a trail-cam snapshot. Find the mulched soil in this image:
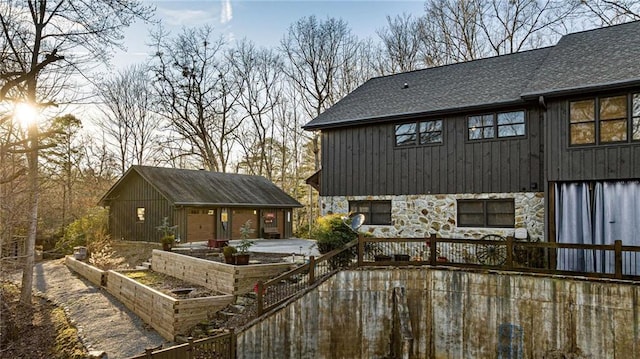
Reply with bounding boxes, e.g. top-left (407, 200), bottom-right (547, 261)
top-left (122, 270), bottom-right (221, 299)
